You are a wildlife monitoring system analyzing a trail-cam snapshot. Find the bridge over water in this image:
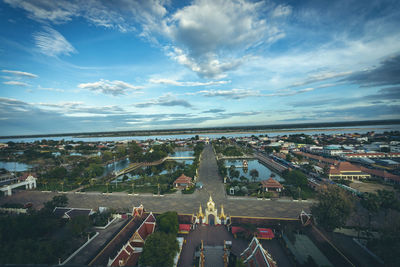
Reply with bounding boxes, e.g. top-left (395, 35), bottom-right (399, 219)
top-left (113, 156), bottom-right (195, 177)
